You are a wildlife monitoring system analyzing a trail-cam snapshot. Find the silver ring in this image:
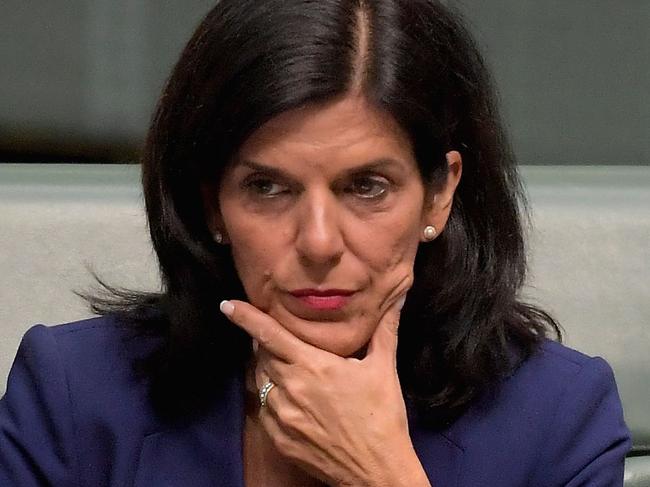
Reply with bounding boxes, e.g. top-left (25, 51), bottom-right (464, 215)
top-left (258, 380), bottom-right (276, 407)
